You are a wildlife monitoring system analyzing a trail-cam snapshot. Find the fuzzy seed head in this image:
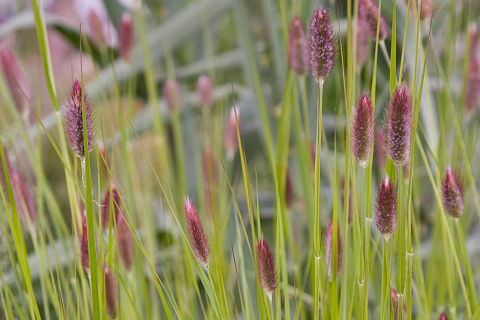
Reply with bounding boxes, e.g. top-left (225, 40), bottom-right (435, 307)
top-left (117, 214), bottom-right (134, 271)
top-left (197, 75), bottom-right (214, 107)
top-left (442, 166), bottom-right (464, 220)
top-left (101, 184), bottom-right (121, 229)
top-left (119, 13), bottom-right (134, 61)
top-left (375, 177), bottom-right (397, 239)
top-left (79, 212), bottom-right (90, 273)
top-left (103, 265), bottom-right (118, 319)
top-left (359, 0), bottom-right (388, 40)
top-left (466, 25), bottom-right (480, 112)
top-left (386, 85), bottom-right (413, 166)
top-left (224, 107), bottom-right (240, 160)
top-left (354, 23), bottom-right (368, 69)
top-left (184, 197), bottom-right (210, 268)
top-left (163, 79), bottom-right (181, 111)
top-left (391, 288), bottom-right (406, 320)
top-left (309, 7), bottom-right (335, 82)
top-left (289, 17), bottom-right (309, 76)
top-left (10, 167), bottom-right (37, 226)
top-left (0, 49), bottom-right (29, 117)
top-left (351, 93), bottom-right (374, 167)
top-left (256, 237), bottom-right (277, 298)
top-left (65, 79), bottom-right (94, 158)
top-left (439, 312), bottom-right (448, 320)
top-left (325, 220), bottom-right (343, 280)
